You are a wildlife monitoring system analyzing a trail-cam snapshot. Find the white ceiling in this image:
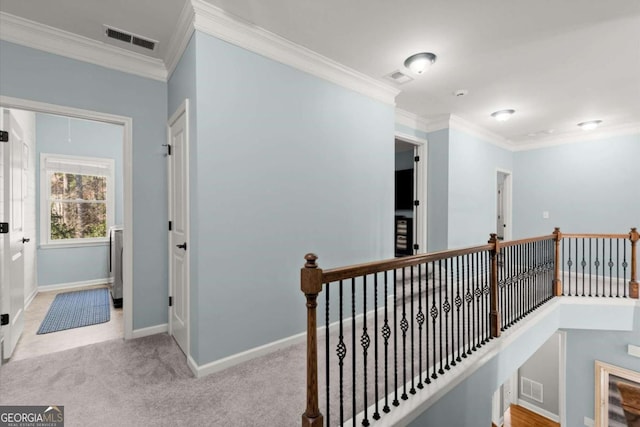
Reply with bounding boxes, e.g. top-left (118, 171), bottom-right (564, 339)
top-left (1, 0), bottom-right (639, 145)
